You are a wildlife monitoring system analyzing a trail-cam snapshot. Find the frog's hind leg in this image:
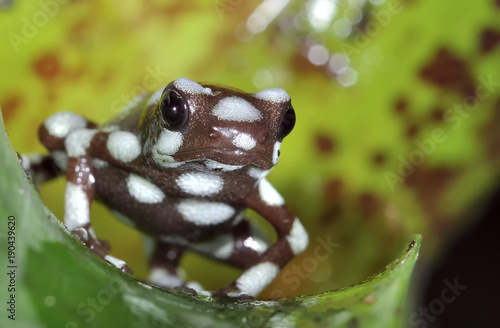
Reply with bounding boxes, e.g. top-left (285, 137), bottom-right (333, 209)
top-left (146, 237), bottom-right (186, 289)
